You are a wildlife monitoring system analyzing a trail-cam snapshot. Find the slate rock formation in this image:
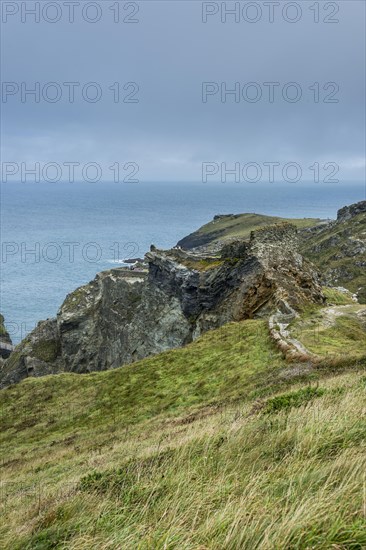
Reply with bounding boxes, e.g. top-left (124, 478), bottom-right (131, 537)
top-left (0, 223), bottom-right (324, 388)
top-left (0, 314), bottom-right (13, 360)
top-left (300, 200), bottom-right (366, 302)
